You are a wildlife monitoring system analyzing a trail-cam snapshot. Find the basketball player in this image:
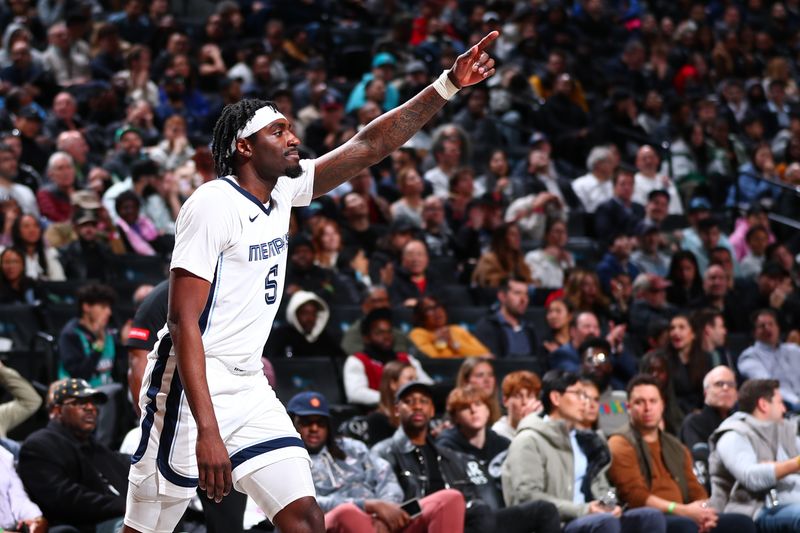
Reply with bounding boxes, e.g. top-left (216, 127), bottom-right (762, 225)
top-left (123, 32), bottom-right (499, 533)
